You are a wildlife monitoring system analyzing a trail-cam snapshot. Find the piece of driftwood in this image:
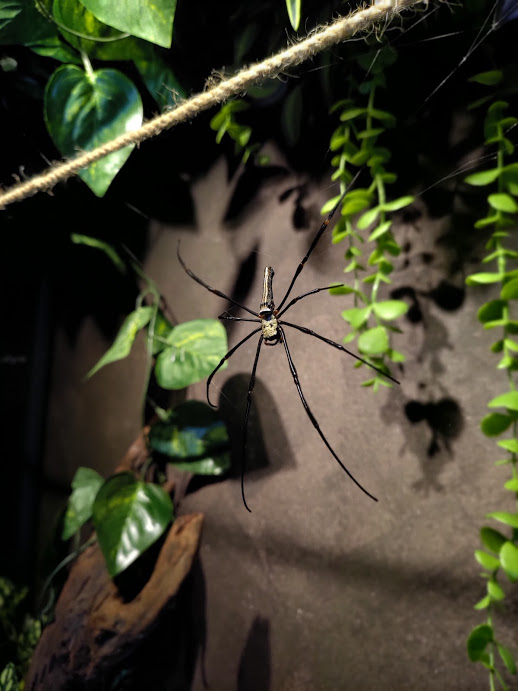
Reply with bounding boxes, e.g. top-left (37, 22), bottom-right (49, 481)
top-left (26, 430), bottom-right (204, 690)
